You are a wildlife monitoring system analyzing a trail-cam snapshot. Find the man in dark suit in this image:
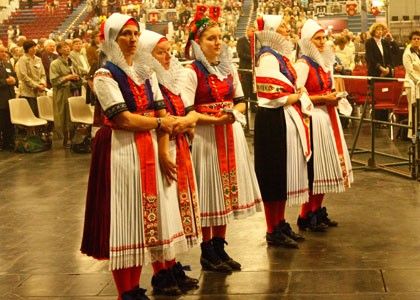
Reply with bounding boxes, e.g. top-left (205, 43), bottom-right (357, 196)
top-left (365, 23), bottom-right (399, 123)
top-left (237, 25), bottom-right (256, 107)
top-left (0, 46), bottom-right (18, 151)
